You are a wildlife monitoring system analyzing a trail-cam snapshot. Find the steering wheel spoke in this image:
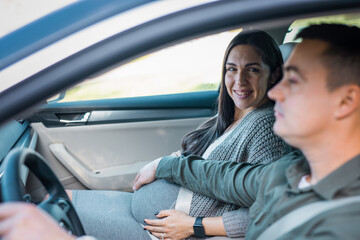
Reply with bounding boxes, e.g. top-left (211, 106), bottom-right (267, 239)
top-left (39, 198), bottom-right (74, 233)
